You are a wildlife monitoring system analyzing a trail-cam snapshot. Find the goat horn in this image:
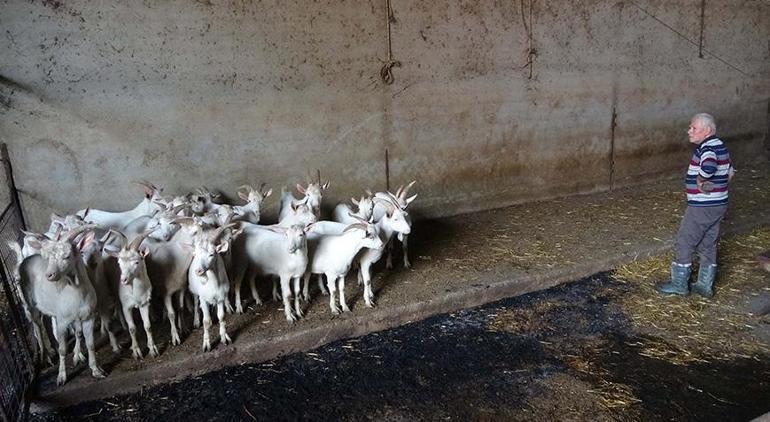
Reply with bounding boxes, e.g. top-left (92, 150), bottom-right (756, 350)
top-left (128, 227), bottom-right (156, 250)
top-left (343, 223), bottom-right (367, 233)
top-left (399, 180), bottom-right (417, 200)
top-left (213, 222), bottom-right (238, 242)
top-left (169, 203), bottom-right (189, 216)
top-left (373, 197), bottom-right (397, 213)
top-left (364, 188), bottom-right (373, 197)
top-left (65, 224), bottom-right (97, 242)
top-left (347, 212), bottom-right (367, 224)
top-left (395, 184), bottom-right (405, 198)
top-left (173, 216), bottom-right (195, 225)
top-left (21, 230), bottom-right (46, 240)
